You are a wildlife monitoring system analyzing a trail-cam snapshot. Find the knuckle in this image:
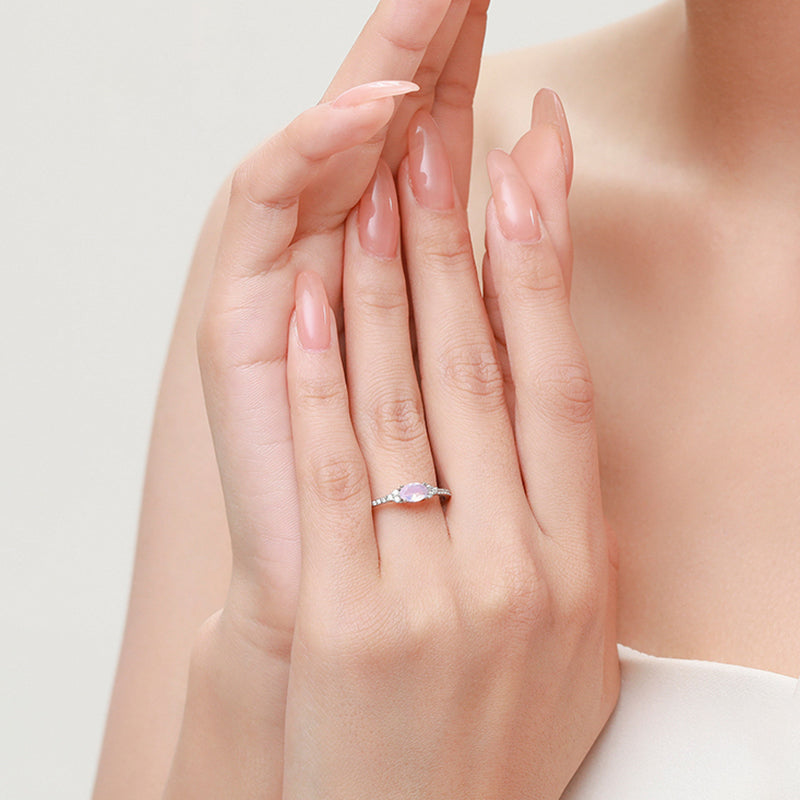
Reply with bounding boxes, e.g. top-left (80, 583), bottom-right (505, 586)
top-left (229, 158), bottom-right (283, 209)
top-left (368, 394), bottom-right (428, 448)
top-left (434, 74), bottom-right (476, 112)
top-left (473, 558), bottom-right (552, 641)
top-left (504, 251), bottom-right (566, 303)
top-left (349, 273), bottom-right (408, 317)
top-left (408, 63), bottom-right (440, 101)
top-left (230, 140), bottom-right (307, 211)
top-left (404, 588), bottom-right (460, 647)
top-left (419, 228), bottom-right (476, 275)
top-left (531, 358), bottom-right (595, 425)
top-left (374, 21), bottom-right (431, 57)
top-left (295, 370), bottom-right (348, 410)
top-left (196, 310), bottom-right (286, 377)
top-left (307, 453), bottom-right (367, 506)
top-left (440, 340), bottom-right (505, 403)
